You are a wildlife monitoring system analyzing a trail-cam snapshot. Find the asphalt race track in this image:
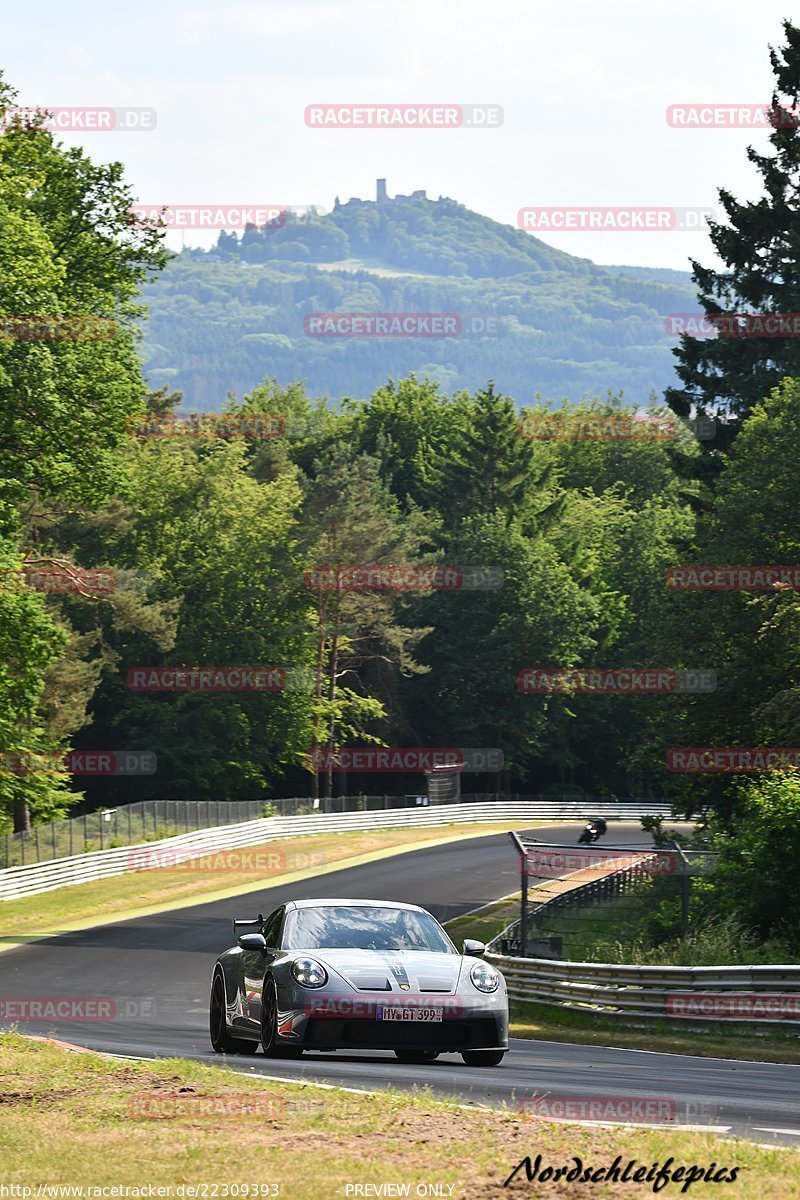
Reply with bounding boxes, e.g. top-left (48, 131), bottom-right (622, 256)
top-left (2, 822), bottom-right (800, 1146)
